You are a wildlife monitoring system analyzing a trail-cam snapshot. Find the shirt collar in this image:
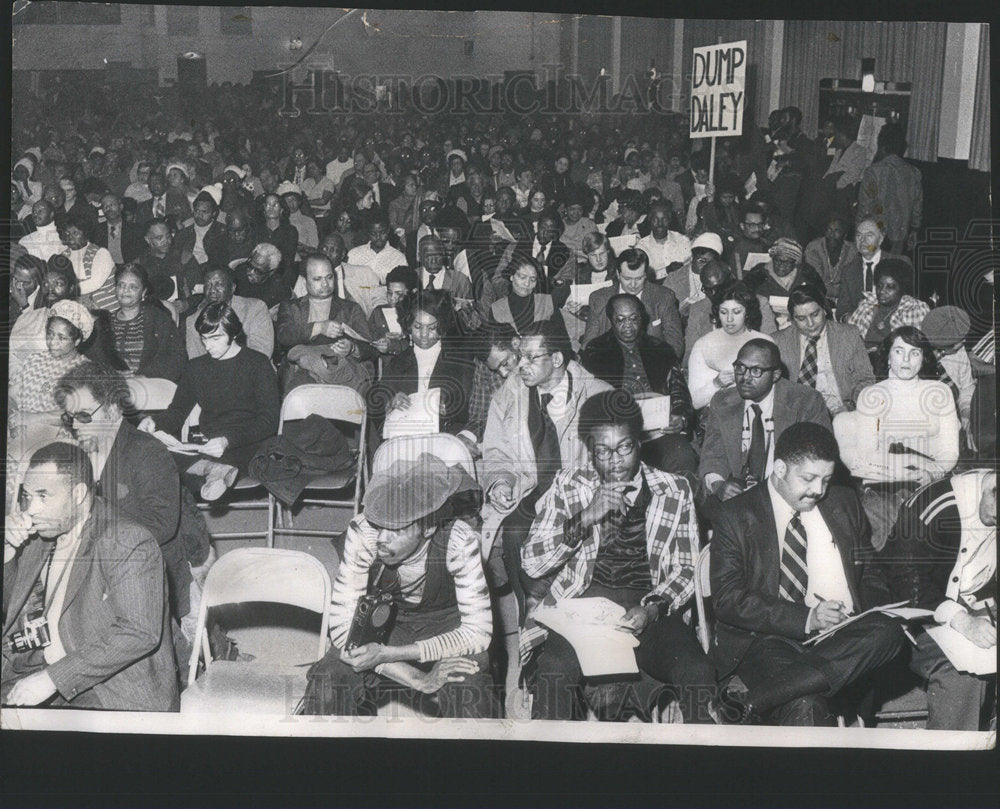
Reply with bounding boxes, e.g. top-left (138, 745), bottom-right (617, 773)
top-left (767, 477), bottom-right (796, 524)
top-left (744, 385), bottom-right (776, 419)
